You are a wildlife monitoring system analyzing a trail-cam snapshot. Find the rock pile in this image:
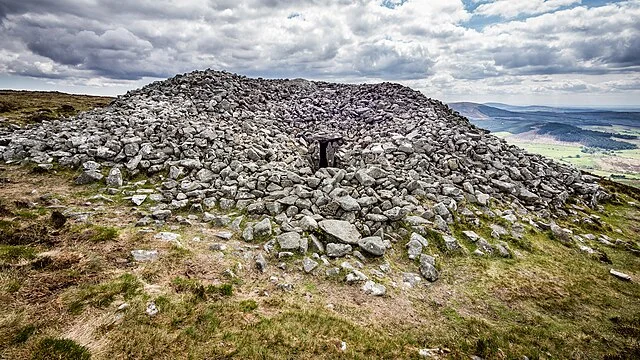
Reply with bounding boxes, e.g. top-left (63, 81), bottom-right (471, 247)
top-left (0, 69), bottom-right (610, 281)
